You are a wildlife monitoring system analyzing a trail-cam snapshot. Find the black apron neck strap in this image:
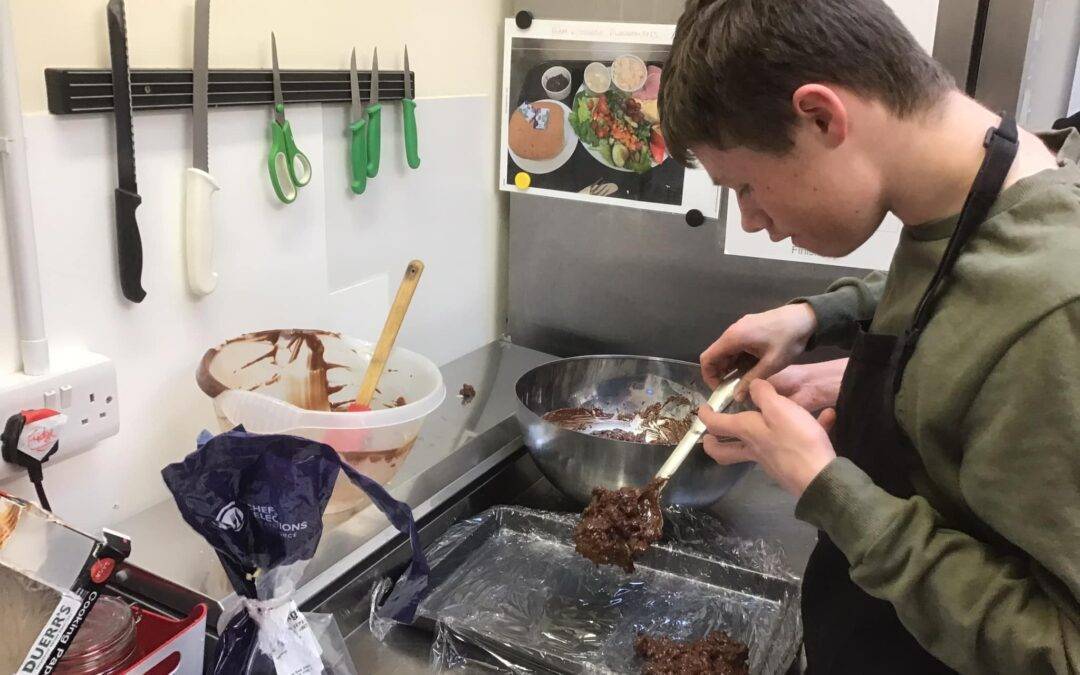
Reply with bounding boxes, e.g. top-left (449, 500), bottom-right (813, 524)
top-left (892, 116), bottom-right (1019, 393)
top-left (906, 116), bottom-right (1019, 339)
